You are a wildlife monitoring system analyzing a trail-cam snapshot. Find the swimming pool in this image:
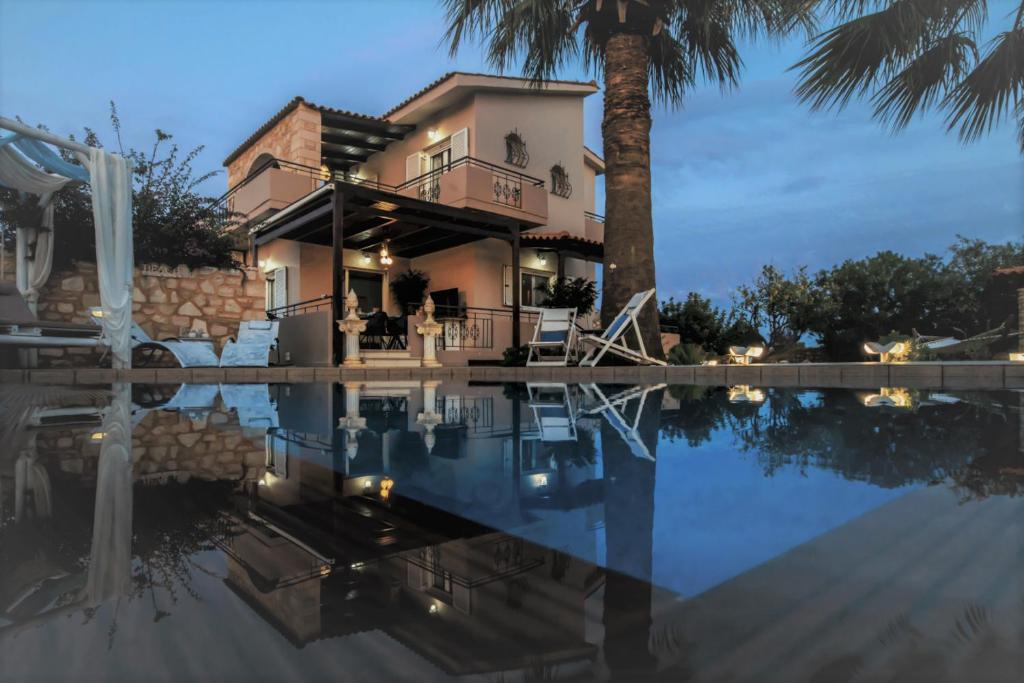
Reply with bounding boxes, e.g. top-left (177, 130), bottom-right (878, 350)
top-left (2, 381), bottom-right (1021, 681)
